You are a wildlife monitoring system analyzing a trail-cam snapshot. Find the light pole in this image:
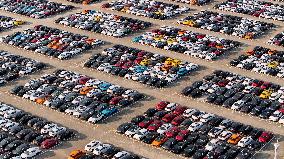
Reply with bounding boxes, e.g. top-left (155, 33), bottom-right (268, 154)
top-left (274, 139), bottom-right (279, 159)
